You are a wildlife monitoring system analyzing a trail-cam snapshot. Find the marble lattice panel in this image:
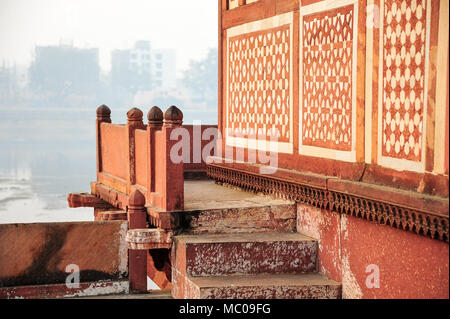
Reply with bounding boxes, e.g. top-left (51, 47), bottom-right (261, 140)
top-left (299, 0), bottom-right (359, 162)
top-left (378, 0), bottom-right (430, 171)
top-left (226, 13), bottom-right (294, 154)
top-left (302, 5), bottom-right (354, 151)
